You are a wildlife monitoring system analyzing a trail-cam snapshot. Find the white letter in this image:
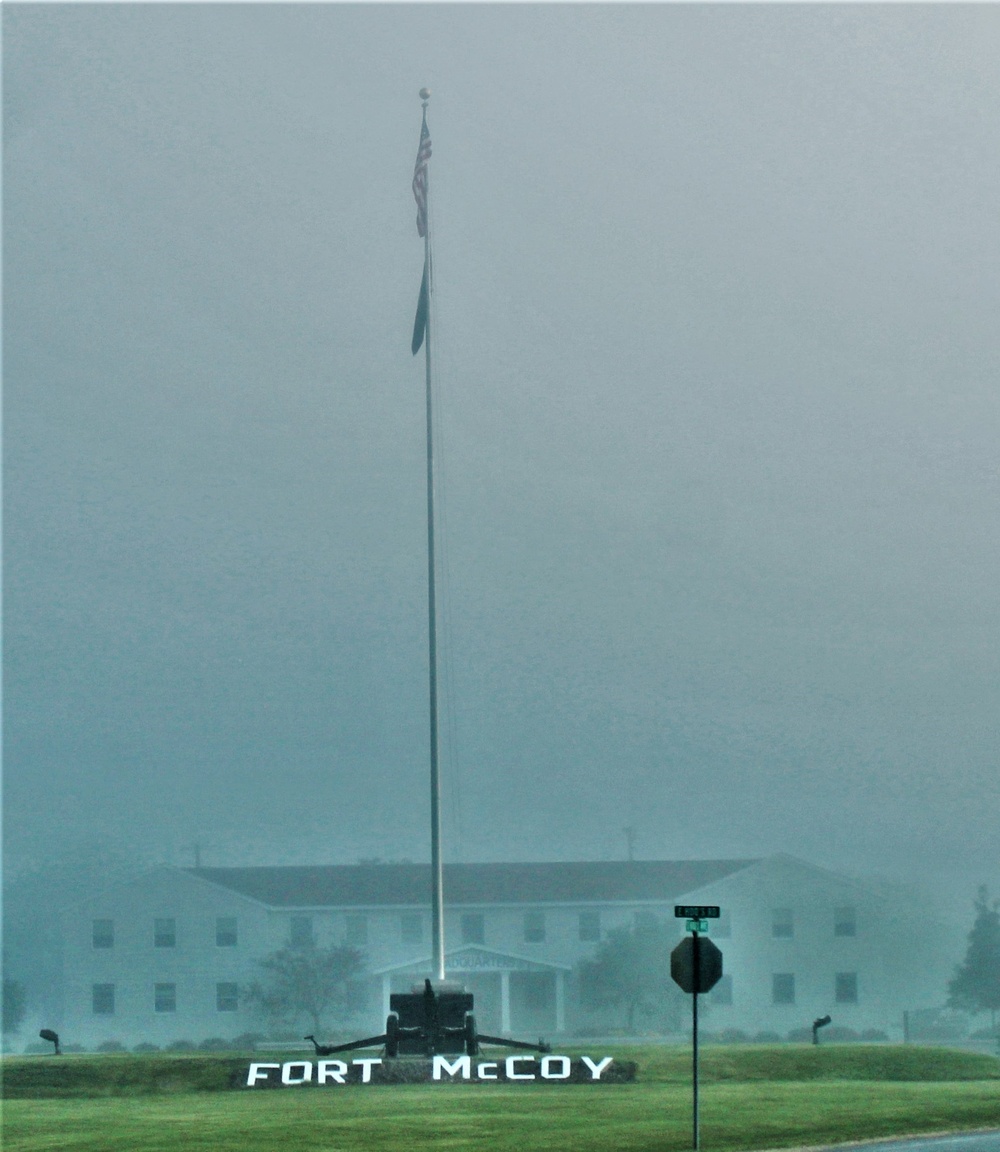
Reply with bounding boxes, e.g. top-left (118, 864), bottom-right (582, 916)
top-left (433, 1055), bottom-right (471, 1081)
top-left (353, 1058), bottom-right (382, 1083)
top-left (246, 1062), bottom-right (280, 1087)
top-left (477, 1061), bottom-right (498, 1080)
top-left (540, 1055), bottom-right (571, 1080)
top-left (581, 1056), bottom-right (613, 1080)
top-left (505, 1056), bottom-right (536, 1081)
top-left (281, 1061), bottom-right (313, 1085)
top-left (317, 1060), bottom-right (348, 1085)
